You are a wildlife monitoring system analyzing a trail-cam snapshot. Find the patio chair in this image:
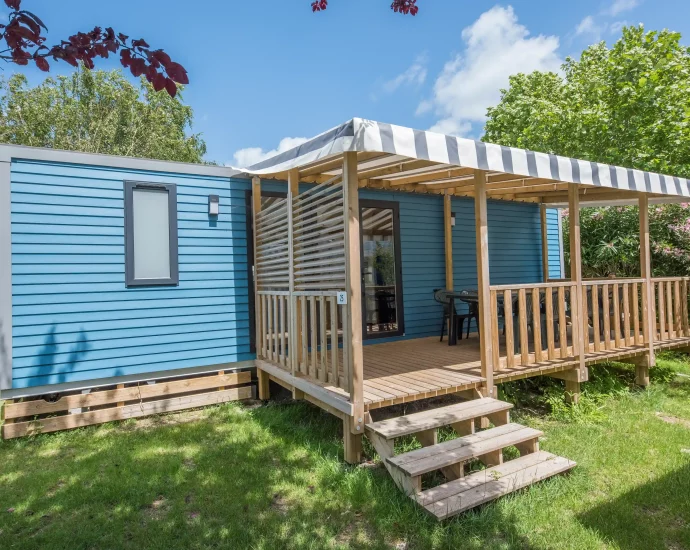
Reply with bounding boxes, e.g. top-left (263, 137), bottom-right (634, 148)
top-left (433, 289), bottom-right (478, 342)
